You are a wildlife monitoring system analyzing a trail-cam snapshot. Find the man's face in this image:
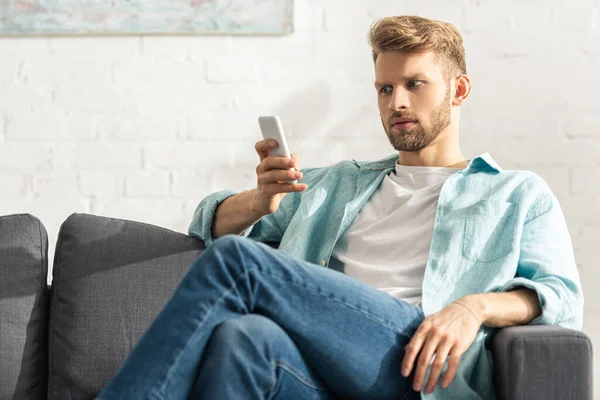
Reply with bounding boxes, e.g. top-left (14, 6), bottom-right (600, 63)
top-left (375, 51), bottom-right (452, 152)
